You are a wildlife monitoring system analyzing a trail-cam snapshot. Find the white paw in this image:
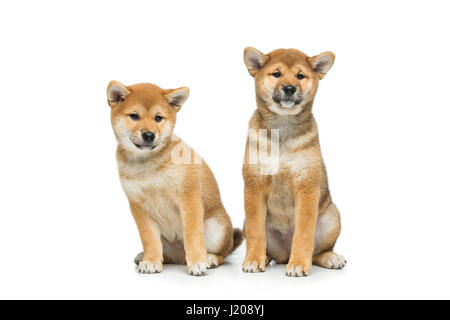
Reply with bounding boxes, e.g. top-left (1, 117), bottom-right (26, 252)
top-left (286, 261), bottom-right (312, 277)
top-left (138, 260), bottom-right (163, 274)
top-left (285, 263), bottom-right (311, 277)
top-left (187, 261), bottom-right (208, 276)
top-left (325, 253), bottom-right (347, 269)
top-left (242, 259), bottom-right (266, 273)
